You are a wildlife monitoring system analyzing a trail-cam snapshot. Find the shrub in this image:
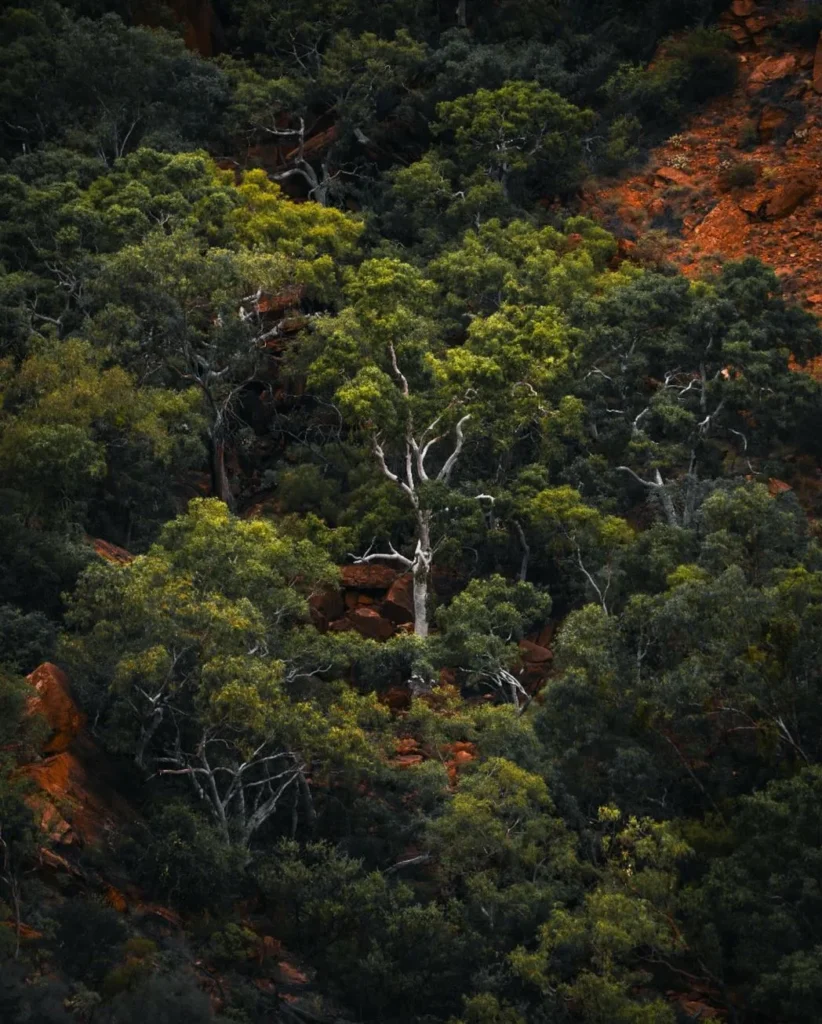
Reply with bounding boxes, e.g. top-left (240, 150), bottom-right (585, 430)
top-left (737, 120), bottom-right (759, 151)
top-left (725, 161), bottom-right (758, 189)
top-left (96, 972), bottom-right (214, 1024)
top-left (604, 30), bottom-right (737, 137)
top-left (122, 802), bottom-right (245, 912)
top-left (52, 899), bottom-right (127, 983)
